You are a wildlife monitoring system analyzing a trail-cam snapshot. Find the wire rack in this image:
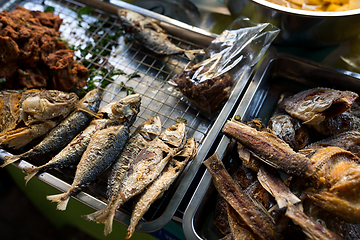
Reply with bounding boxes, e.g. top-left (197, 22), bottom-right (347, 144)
top-left (0, 0), bottom-right (252, 232)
